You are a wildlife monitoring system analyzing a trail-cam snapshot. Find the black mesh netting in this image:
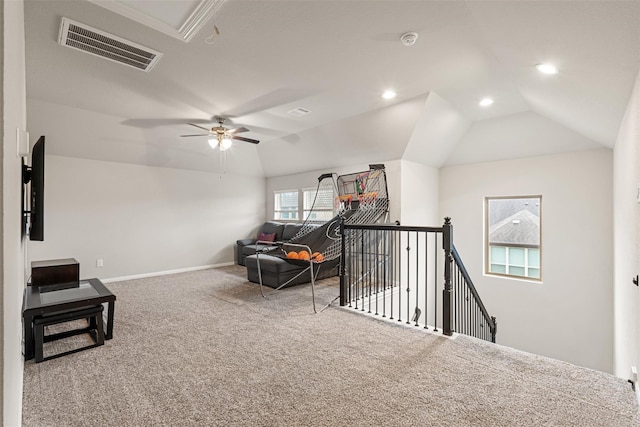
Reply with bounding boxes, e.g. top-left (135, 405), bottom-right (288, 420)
top-left (269, 165), bottom-right (389, 267)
